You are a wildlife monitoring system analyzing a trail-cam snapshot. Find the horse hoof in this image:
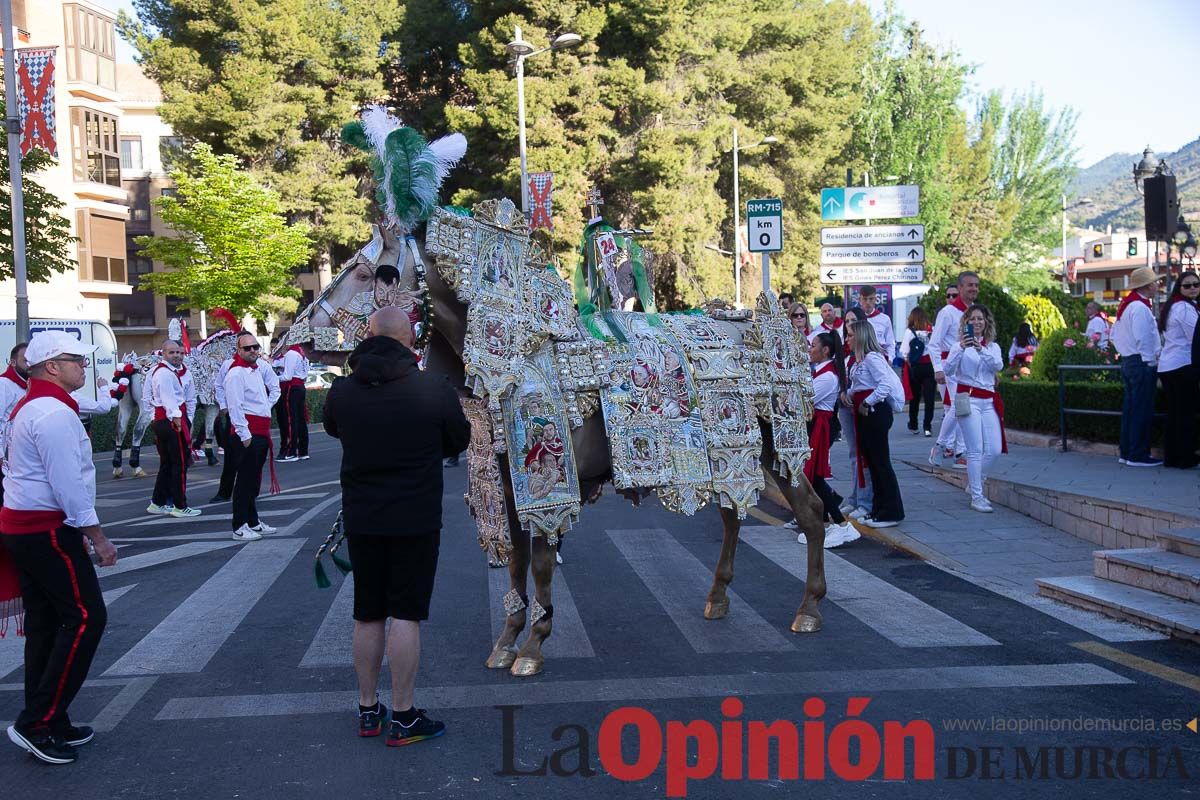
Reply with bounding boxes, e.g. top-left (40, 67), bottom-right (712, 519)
top-left (112, 468), bottom-right (123, 479)
top-left (704, 599), bottom-right (729, 620)
top-left (791, 614), bottom-right (821, 633)
top-left (133, 467), bottom-right (146, 478)
top-left (510, 656), bottom-right (544, 677)
top-left (485, 646), bottom-right (518, 670)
